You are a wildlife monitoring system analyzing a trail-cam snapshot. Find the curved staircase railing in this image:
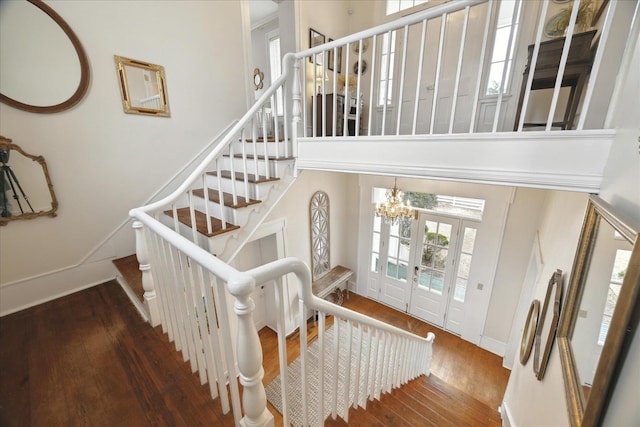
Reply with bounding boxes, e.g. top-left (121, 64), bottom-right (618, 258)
top-left (128, 0), bottom-right (632, 425)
